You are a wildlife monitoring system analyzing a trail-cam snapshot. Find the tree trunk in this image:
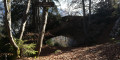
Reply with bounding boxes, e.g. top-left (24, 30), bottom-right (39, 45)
top-left (82, 0), bottom-right (87, 36)
top-left (89, 0), bottom-right (91, 24)
top-left (19, 0), bottom-right (31, 40)
top-left (31, 2), bottom-right (36, 32)
top-left (36, 0), bottom-right (48, 57)
top-left (4, 0), bottom-right (19, 57)
top-left (82, 0), bottom-right (88, 45)
top-left (113, 0), bottom-right (115, 5)
top-left (31, 0), bottom-right (40, 33)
